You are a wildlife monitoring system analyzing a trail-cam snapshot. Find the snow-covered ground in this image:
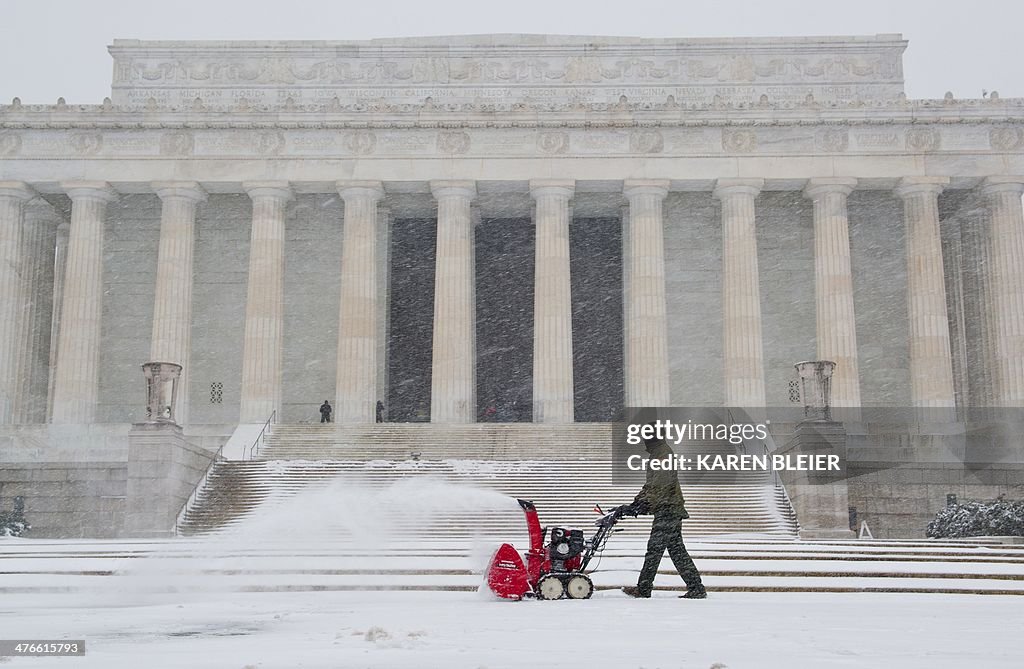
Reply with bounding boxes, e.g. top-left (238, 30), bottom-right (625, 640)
top-left (2, 588), bottom-right (1022, 668)
top-left (4, 482), bottom-right (1021, 667)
